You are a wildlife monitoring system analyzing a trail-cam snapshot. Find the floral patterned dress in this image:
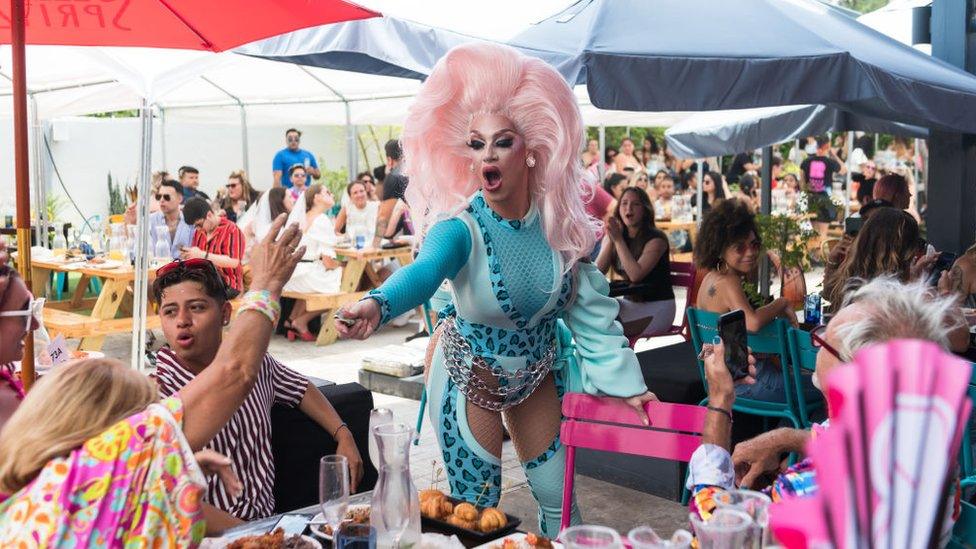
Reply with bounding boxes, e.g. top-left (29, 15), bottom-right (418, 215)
top-left (0, 397), bottom-right (206, 547)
